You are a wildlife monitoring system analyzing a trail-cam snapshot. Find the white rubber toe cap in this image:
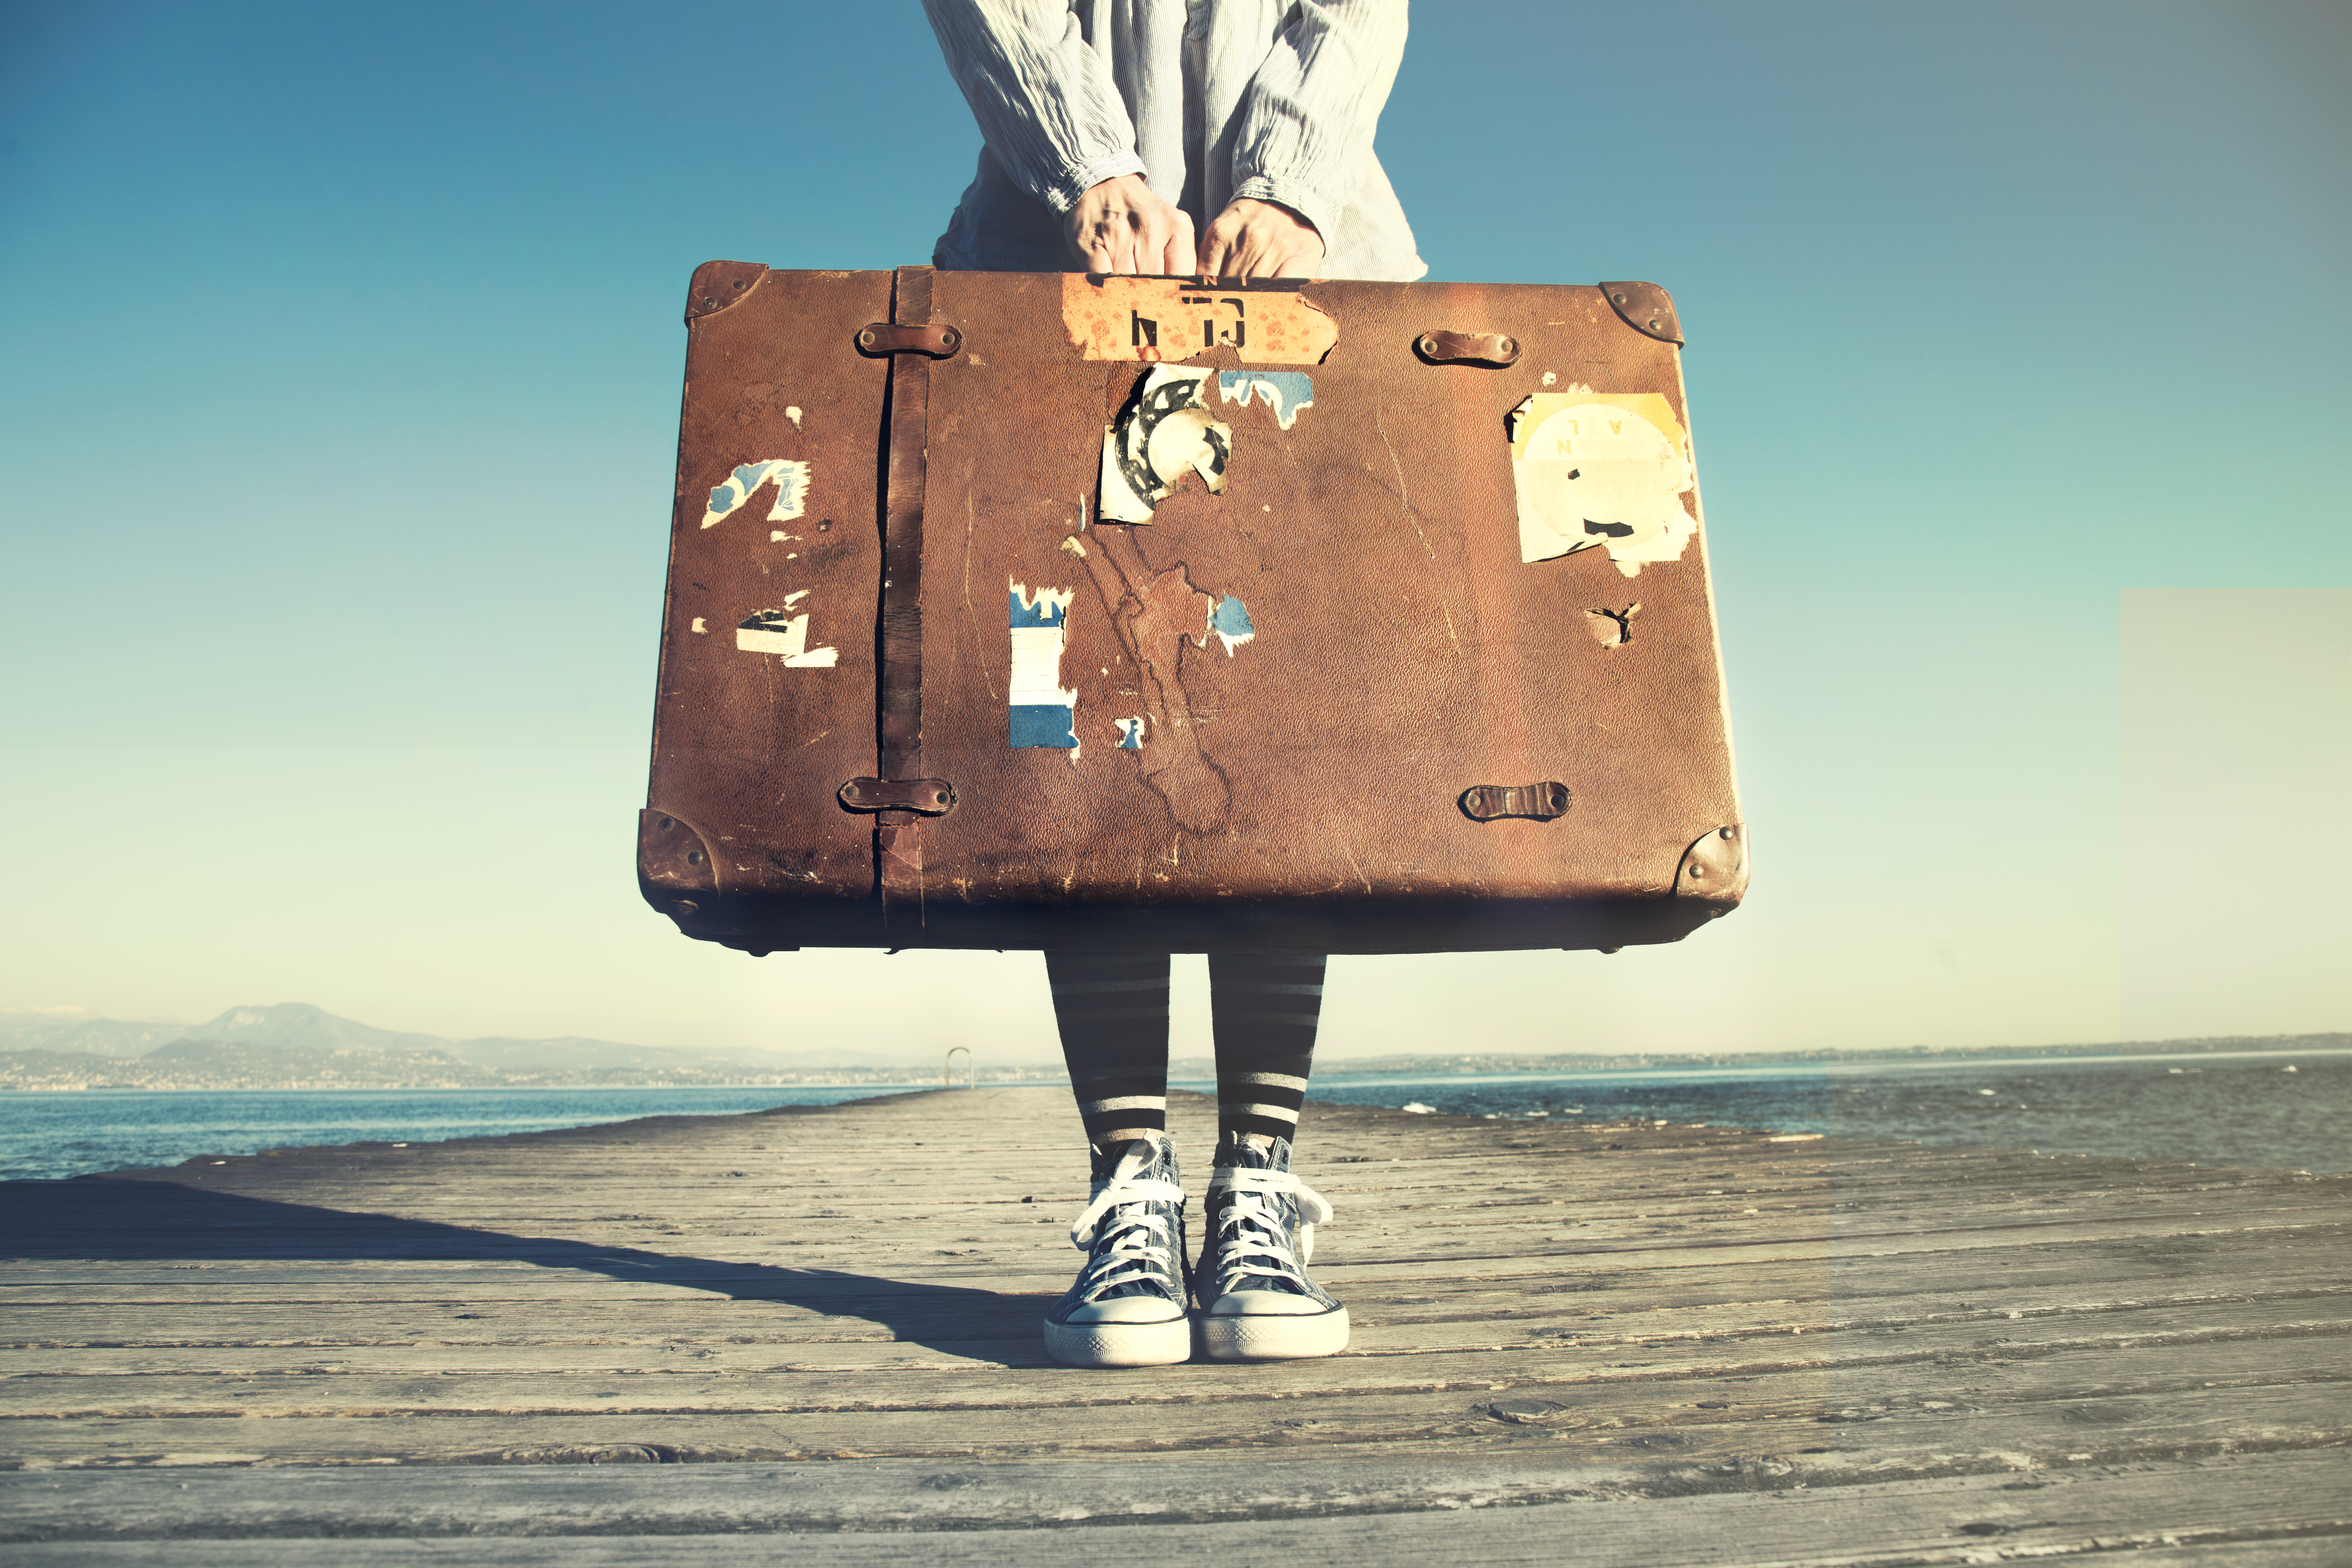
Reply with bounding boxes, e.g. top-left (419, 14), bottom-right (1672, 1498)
top-left (1043, 1313), bottom-right (1192, 1367)
top-left (1207, 1289), bottom-right (1327, 1317)
top-left (1197, 1301), bottom-right (1349, 1361)
top-left (1063, 1295), bottom-right (1185, 1325)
